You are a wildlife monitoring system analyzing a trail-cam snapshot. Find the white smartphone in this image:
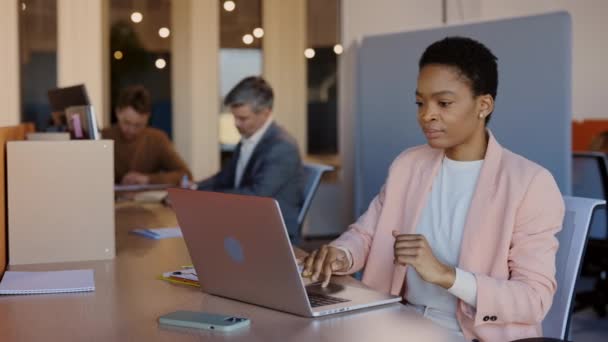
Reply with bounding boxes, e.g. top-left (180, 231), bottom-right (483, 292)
top-left (158, 311), bottom-right (251, 332)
